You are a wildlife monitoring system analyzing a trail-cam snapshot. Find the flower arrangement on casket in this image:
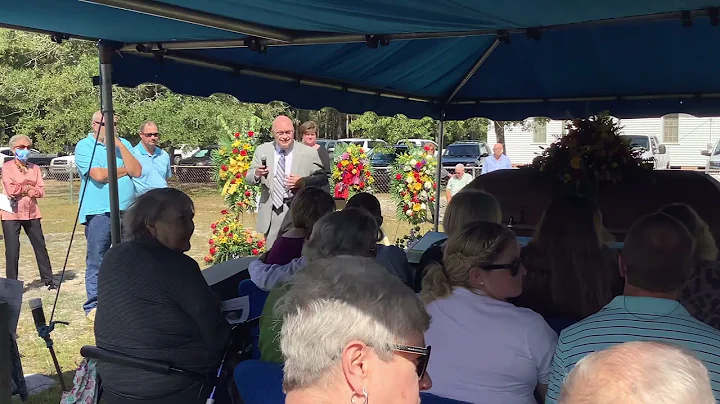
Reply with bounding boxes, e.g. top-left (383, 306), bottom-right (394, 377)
top-left (204, 209), bottom-right (266, 264)
top-left (212, 130), bottom-right (260, 212)
top-left (390, 144), bottom-right (437, 249)
top-left (530, 114), bottom-right (653, 189)
top-left (332, 143), bottom-right (375, 199)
